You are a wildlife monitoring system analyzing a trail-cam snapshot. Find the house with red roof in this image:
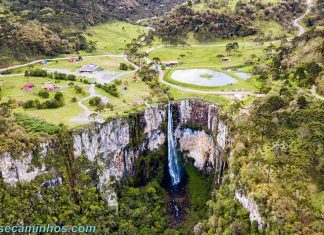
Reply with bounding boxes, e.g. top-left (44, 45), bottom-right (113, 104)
top-left (22, 82), bottom-right (34, 91)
